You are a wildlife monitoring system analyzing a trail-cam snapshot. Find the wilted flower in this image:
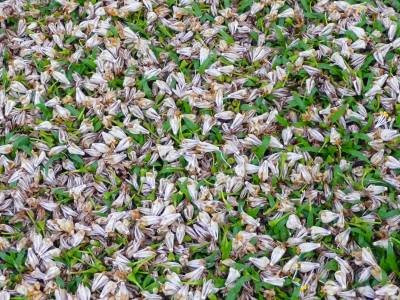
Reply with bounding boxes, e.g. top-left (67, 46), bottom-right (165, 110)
top-left (0, 0), bottom-right (399, 298)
